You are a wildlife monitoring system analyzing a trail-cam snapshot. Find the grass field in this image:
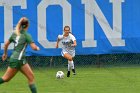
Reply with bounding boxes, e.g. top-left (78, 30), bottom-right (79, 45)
top-left (1, 66), bottom-right (140, 93)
